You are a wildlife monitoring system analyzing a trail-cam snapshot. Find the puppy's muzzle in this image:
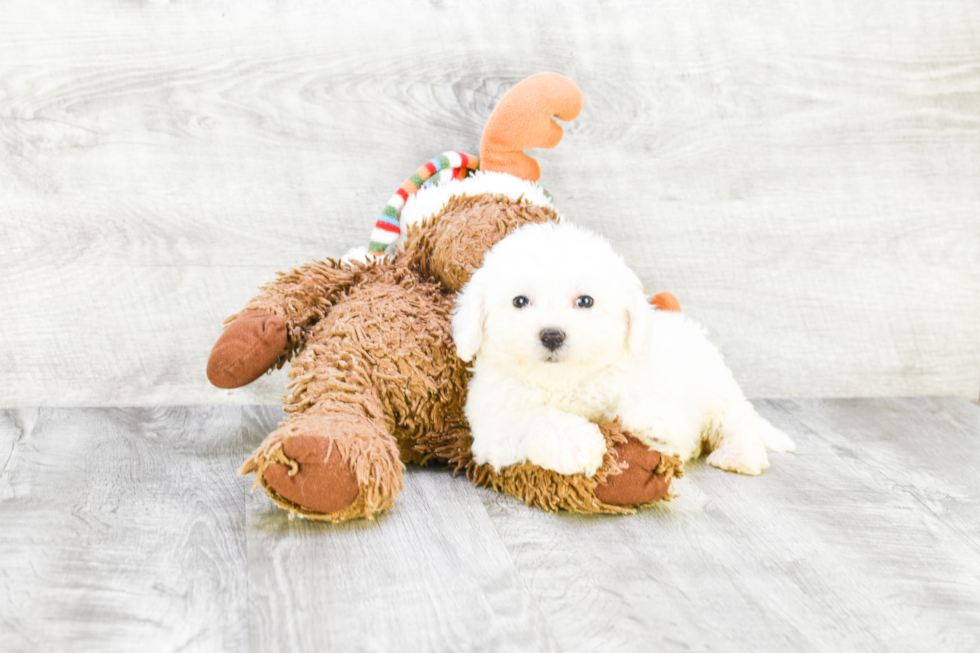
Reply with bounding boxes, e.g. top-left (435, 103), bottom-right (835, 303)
top-left (539, 328), bottom-right (565, 351)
